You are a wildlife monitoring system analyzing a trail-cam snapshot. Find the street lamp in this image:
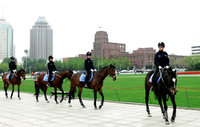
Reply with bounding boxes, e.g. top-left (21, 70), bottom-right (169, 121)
top-left (24, 49), bottom-right (28, 71)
